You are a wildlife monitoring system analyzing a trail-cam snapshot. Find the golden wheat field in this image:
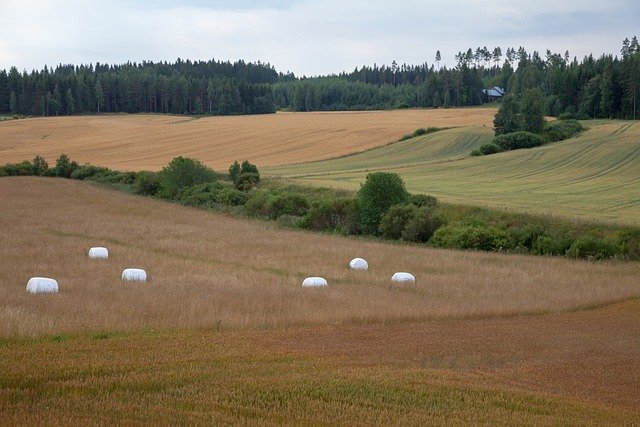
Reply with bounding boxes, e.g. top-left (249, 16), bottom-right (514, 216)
top-left (1, 177), bottom-right (639, 423)
top-left (0, 109), bottom-right (496, 171)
